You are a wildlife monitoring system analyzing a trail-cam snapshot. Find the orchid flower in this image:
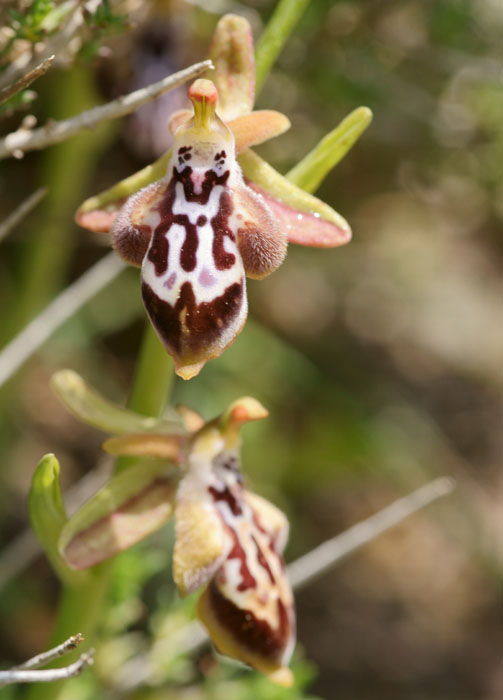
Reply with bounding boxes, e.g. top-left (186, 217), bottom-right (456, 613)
top-left (37, 370), bottom-right (295, 685)
top-left (75, 15), bottom-right (372, 379)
